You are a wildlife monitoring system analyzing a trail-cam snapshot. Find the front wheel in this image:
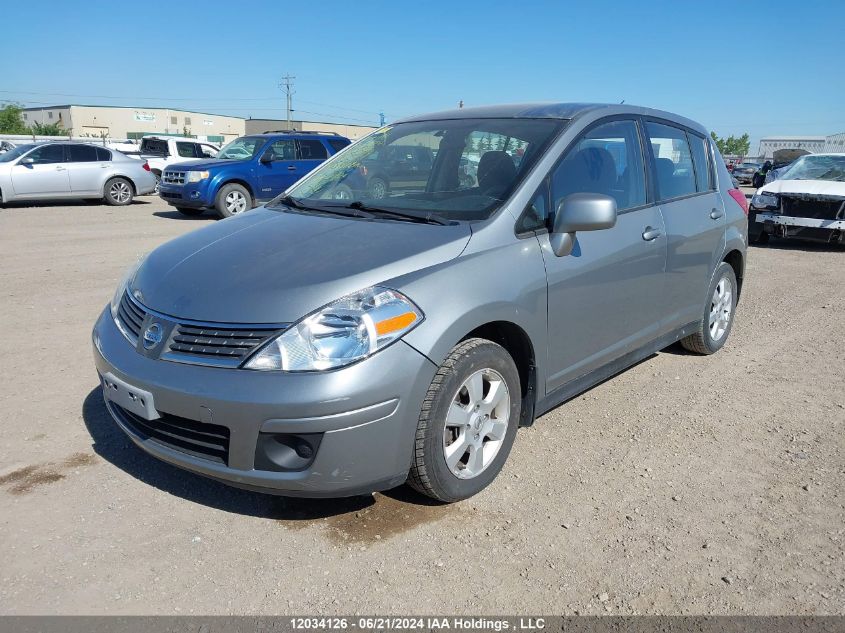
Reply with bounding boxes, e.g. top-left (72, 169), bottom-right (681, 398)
top-left (214, 183), bottom-right (252, 218)
top-left (408, 338), bottom-right (521, 502)
top-left (368, 177), bottom-right (388, 199)
top-left (104, 177), bottom-right (134, 206)
top-left (680, 262), bottom-right (738, 355)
